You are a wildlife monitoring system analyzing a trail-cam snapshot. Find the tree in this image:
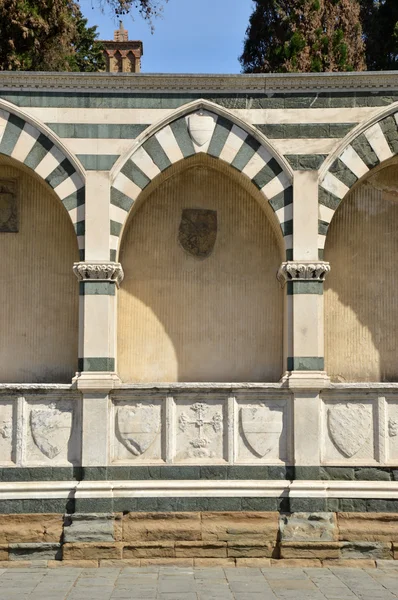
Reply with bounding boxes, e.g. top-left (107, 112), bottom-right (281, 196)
top-left (240, 0), bottom-right (366, 73)
top-left (360, 0), bottom-right (398, 70)
top-left (67, 7), bottom-right (105, 72)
